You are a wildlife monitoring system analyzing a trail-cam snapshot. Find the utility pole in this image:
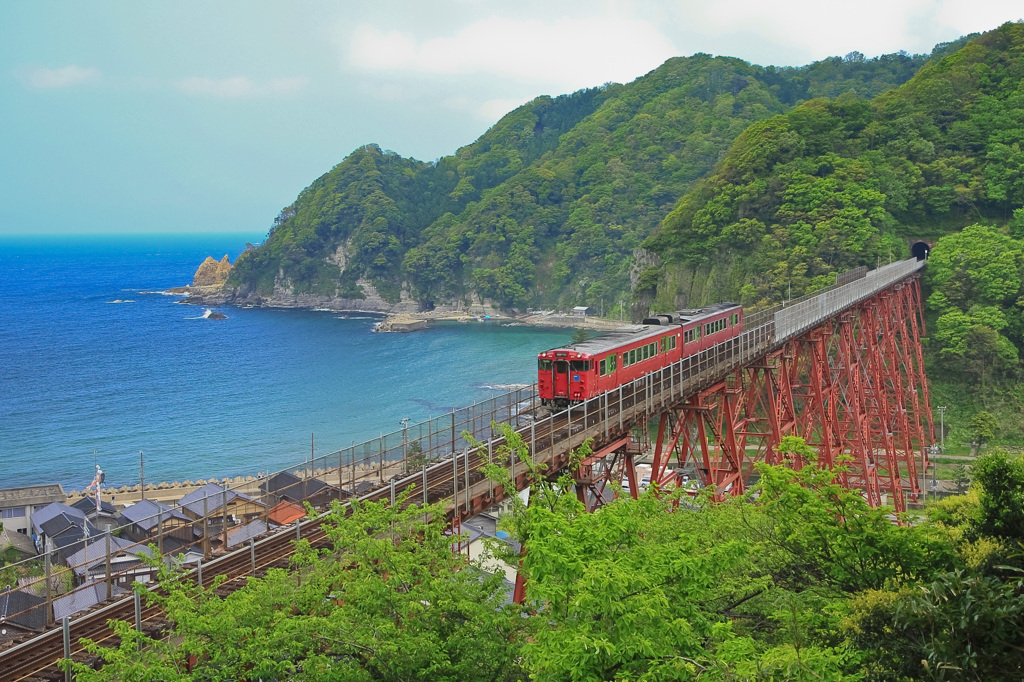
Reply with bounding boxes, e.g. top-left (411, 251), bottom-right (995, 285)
top-left (938, 406), bottom-right (946, 452)
top-left (139, 451), bottom-right (144, 501)
top-left (401, 418), bottom-right (410, 475)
